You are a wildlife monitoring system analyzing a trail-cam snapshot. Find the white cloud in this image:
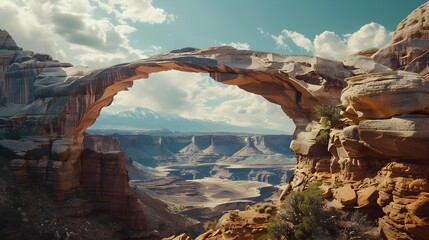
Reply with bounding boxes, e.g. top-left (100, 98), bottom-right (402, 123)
top-left (95, 0), bottom-right (175, 24)
top-left (0, 0), bottom-right (173, 67)
top-left (313, 31), bottom-right (348, 59)
top-left (281, 30), bottom-right (313, 52)
top-left (270, 29), bottom-right (313, 52)
top-left (0, 0), bottom-right (61, 56)
top-left (220, 42), bottom-right (250, 50)
top-left (347, 22), bottom-right (392, 53)
top-left (265, 22), bottom-right (392, 59)
top-left (107, 71), bottom-right (295, 132)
